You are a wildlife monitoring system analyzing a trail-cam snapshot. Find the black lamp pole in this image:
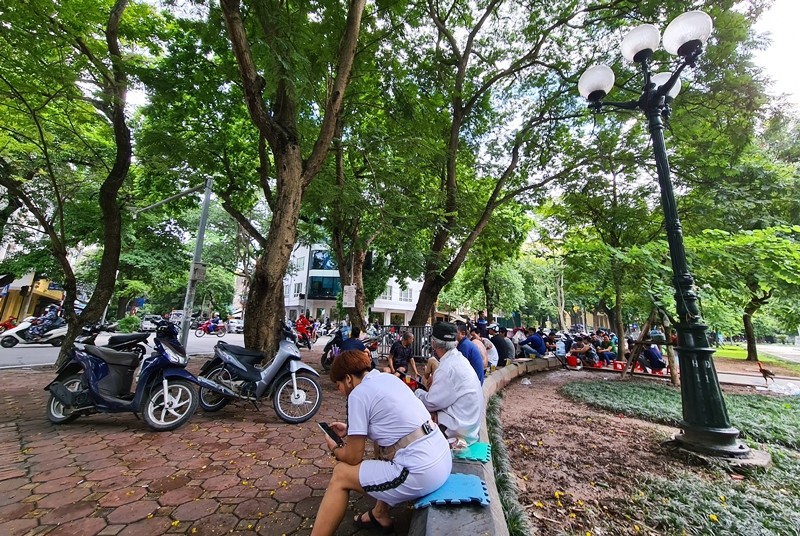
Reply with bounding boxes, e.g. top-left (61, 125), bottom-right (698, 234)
top-left (590, 50), bottom-right (750, 458)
